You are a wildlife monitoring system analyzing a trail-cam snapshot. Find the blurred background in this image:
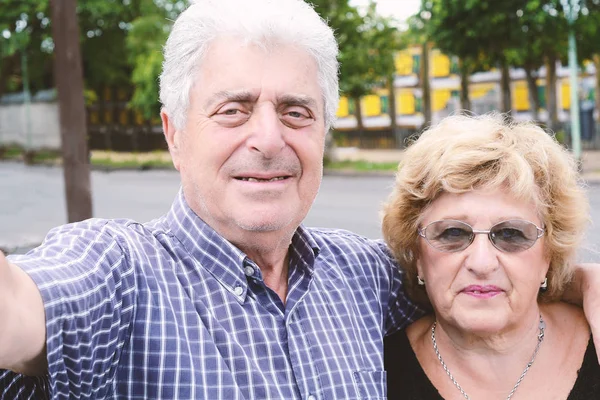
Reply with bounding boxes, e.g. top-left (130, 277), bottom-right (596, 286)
top-left (2, 0), bottom-right (600, 155)
top-left (1, 0), bottom-right (600, 258)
